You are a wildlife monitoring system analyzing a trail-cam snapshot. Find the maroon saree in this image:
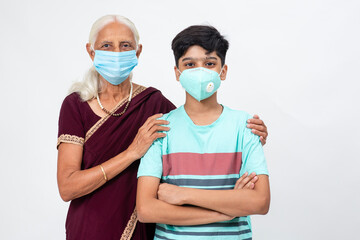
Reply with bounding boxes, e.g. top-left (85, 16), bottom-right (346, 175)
top-left (57, 86), bottom-right (176, 240)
